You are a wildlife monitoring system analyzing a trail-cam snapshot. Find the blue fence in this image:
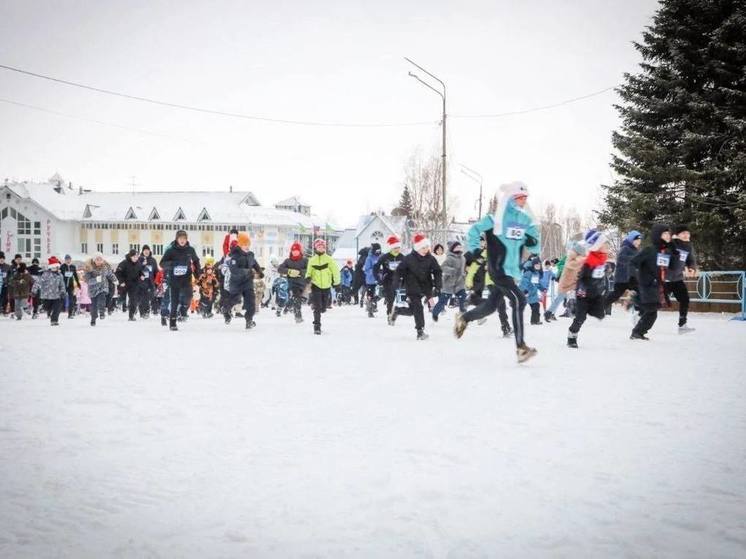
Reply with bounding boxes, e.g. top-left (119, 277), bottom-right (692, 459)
top-left (688, 271), bottom-right (745, 321)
